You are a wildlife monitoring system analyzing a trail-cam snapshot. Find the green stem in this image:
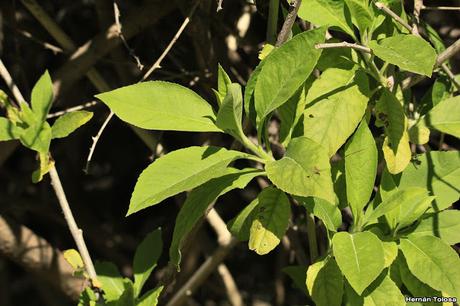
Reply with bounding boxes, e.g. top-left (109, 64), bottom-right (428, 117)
top-left (267, 0), bottom-right (279, 44)
top-left (306, 213), bottom-right (318, 263)
top-left (361, 52), bottom-right (389, 87)
top-left (241, 134), bottom-right (273, 161)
